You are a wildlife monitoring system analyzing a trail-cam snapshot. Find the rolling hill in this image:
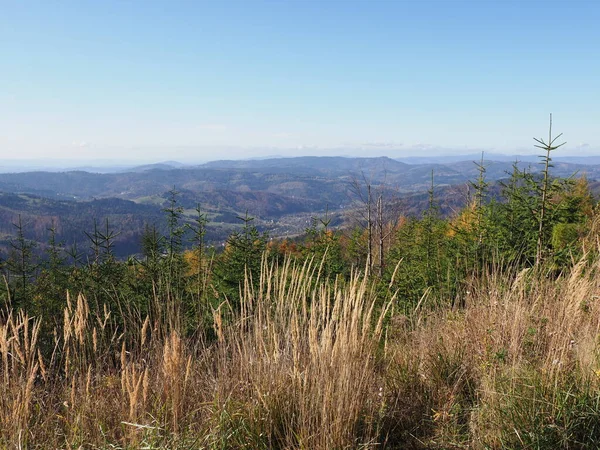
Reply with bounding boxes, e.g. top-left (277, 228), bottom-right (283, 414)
top-left (0, 155), bottom-right (597, 257)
